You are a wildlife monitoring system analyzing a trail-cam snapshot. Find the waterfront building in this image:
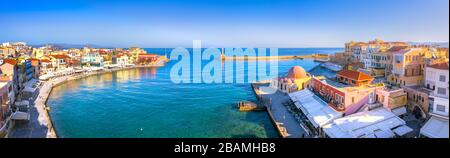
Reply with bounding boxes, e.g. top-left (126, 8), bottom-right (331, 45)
top-left (81, 52), bottom-right (104, 67)
top-left (16, 59), bottom-right (35, 90)
top-left (270, 66), bottom-right (311, 93)
top-left (403, 85), bottom-right (431, 118)
top-left (28, 58), bottom-right (40, 79)
top-left (388, 47), bottom-right (430, 87)
top-left (375, 87), bottom-right (408, 116)
top-left (48, 55), bottom-right (71, 71)
top-left (347, 42), bottom-right (367, 61)
top-left (362, 39), bottom-right (389, 69)
top-left (67, 48), bottom-right (82, 58)
top-left (137, 54), bottom-right (159, 65)
top-left (113, 54), bottom-right (130, 67)
top-left (0, 81), bottom-right (12, 137)
top-left (322, 107), bottom-right (412, 138)
top-left (31, 48), bottom-right (45, 59)
top-left (344, 62), bottom-right (364, 71)
top-left (336, 70), bottom-right (373, 86)
top-left (100, 50), bottom-right (112, 67)
top-left (129, 47), bottom-right (146, 63)
top-left (368, 46), bottom-right (407, 77)
top-left (310, 74), bottom-right (383, 116)
top-left (345, 40), bottom-right (410, 77)
top-left (39, 59), bottom-right (53, 76)
top-left (0, 47), bottom-right (16, 58)
top-left (420, 62), bottom-right (449, 138)
top-left (329, 52), bottom-right (352, 66)
top-left (0, 59), bottom-right (20, 108)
